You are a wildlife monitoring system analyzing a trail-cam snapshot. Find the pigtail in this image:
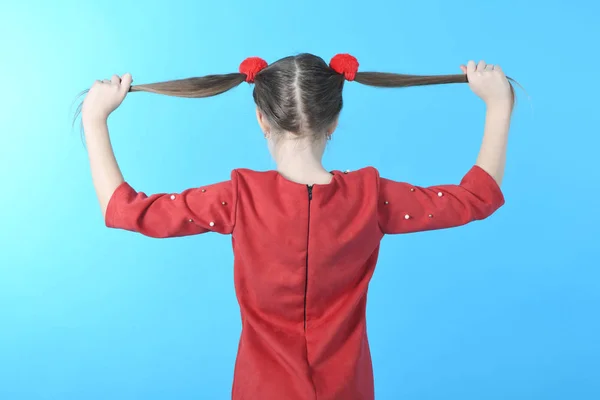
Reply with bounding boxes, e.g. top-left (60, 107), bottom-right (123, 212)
top-left (129, 73), bottom-right (246, 98)
top-left (73, 73), bottom-right (246, 125)
top-left (329, 54), bottom-right (519, 105)
top-left (354, 72), bottom-right (468, 87)
top-left (73, 57), bottom-right (269, 130)
top-left (353, 71), bottom-right (519, 103)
